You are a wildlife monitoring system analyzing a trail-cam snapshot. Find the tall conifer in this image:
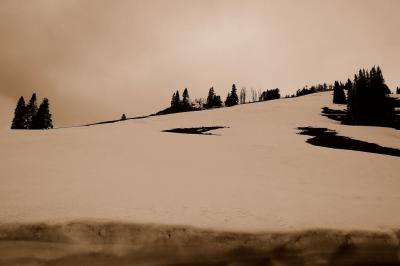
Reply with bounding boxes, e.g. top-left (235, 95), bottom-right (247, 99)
top-left (11, 96), bottom-right (27, 129)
